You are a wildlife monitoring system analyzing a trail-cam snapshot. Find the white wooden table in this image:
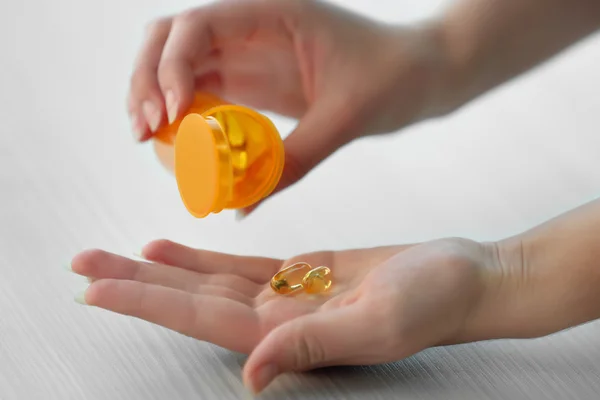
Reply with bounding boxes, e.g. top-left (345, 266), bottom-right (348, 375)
top-left (1, 0), bottom-right (600, 398)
